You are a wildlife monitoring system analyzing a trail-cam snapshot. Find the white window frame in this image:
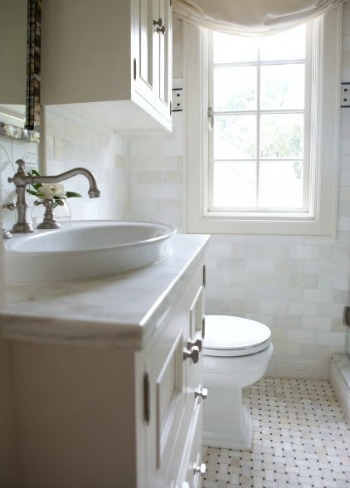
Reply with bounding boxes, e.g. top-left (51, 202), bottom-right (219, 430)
top-left (185, 7), bottom-right (342, 237)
